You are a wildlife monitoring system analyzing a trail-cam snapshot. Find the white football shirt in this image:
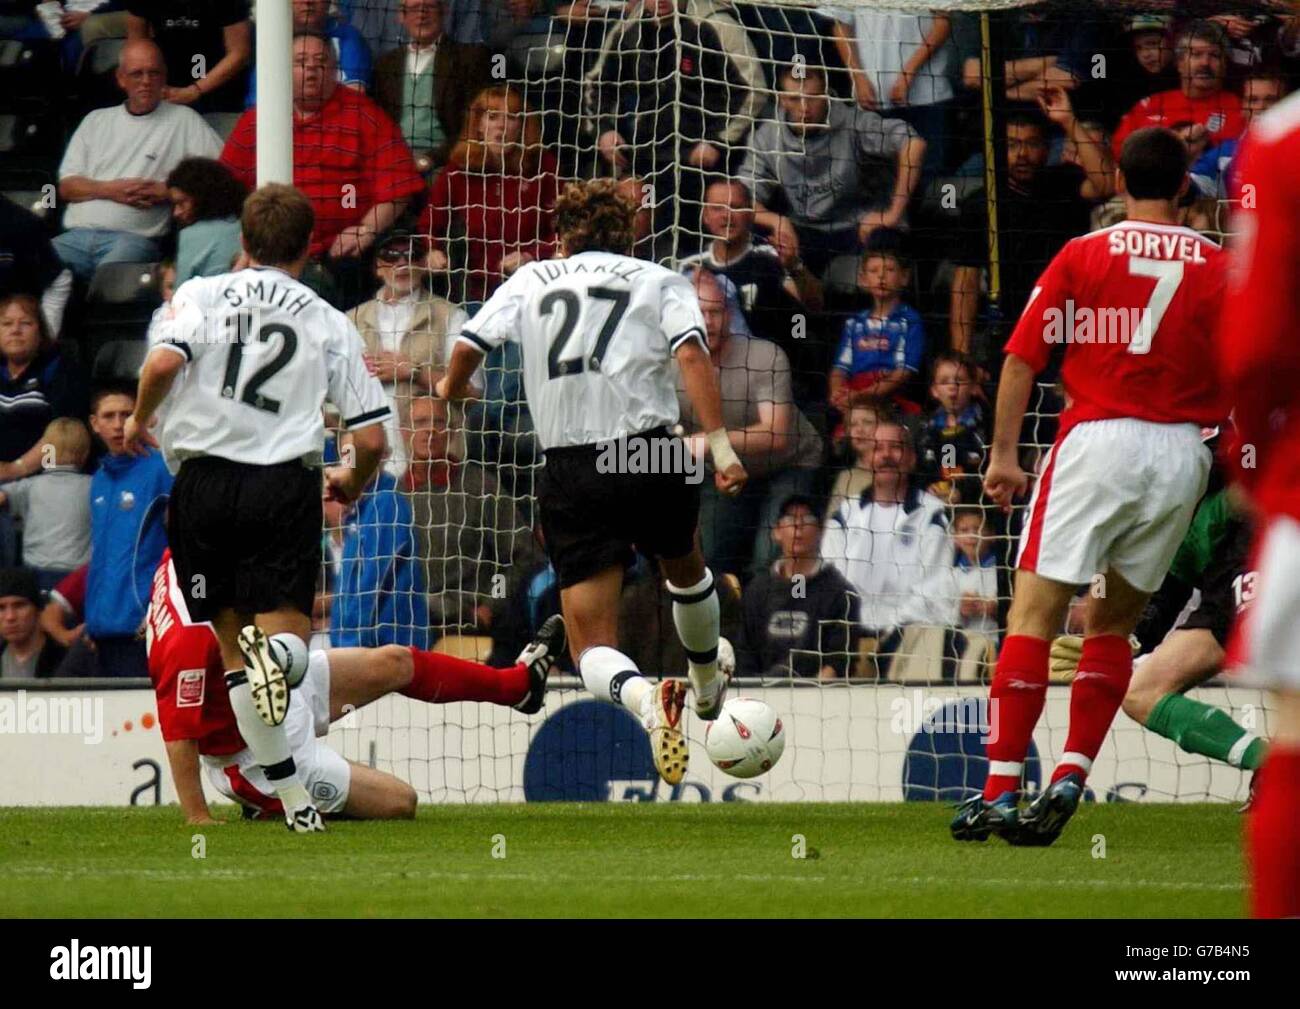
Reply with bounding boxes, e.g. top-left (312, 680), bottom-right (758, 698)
top-left (458, 251), bottom-right (706, 450)
top-left (148, 267), bottom-right (390, 466)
